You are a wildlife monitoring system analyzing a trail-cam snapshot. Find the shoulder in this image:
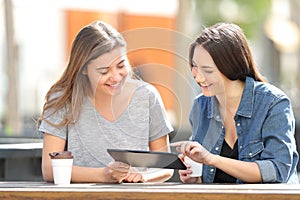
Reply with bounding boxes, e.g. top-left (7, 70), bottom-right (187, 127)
top-left (251, 81), bottom-right (293, 113)
top-left (132, 79), bottom-right (161, 98)
top-left (48, 91), bottom-right (64, 101)
top-left (254, 81), bottom-right (289, 101)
